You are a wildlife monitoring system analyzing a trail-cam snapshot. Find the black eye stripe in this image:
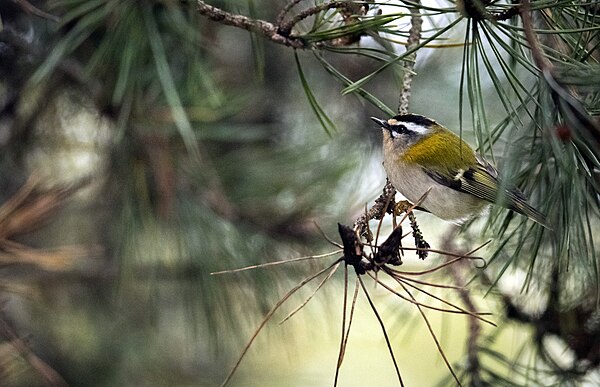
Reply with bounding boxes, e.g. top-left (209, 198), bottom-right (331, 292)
top-left (391, 124), bottom-right (409, 137)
